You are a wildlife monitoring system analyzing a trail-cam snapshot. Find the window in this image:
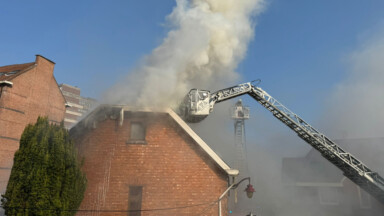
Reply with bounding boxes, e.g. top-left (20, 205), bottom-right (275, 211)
top-left (128, 186), bottom-right (143, 216)
top-left (127, 122), bottom-right (146, 144)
